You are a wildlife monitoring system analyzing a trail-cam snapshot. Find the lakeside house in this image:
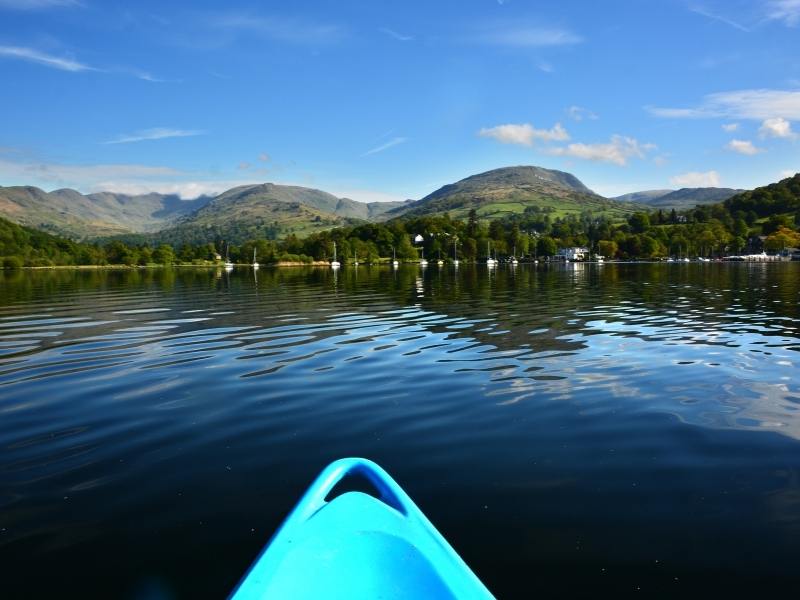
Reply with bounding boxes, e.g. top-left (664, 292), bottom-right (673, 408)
top-left (555, 247), bottom-right (589, 262)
